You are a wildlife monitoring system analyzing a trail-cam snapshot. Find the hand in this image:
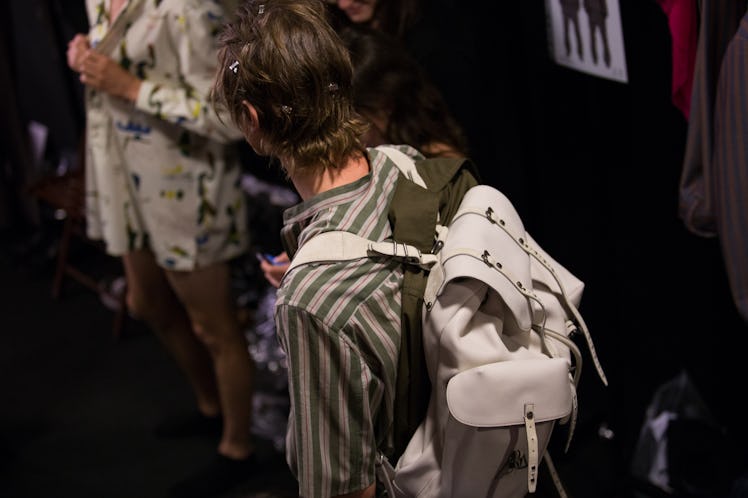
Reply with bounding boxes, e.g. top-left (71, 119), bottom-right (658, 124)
top-left (66, 34), bottom-right (90, 73)
top-left (260, 251), bottom-right (290, 289)
top-left (79, 49), bottom-right (142, 102)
